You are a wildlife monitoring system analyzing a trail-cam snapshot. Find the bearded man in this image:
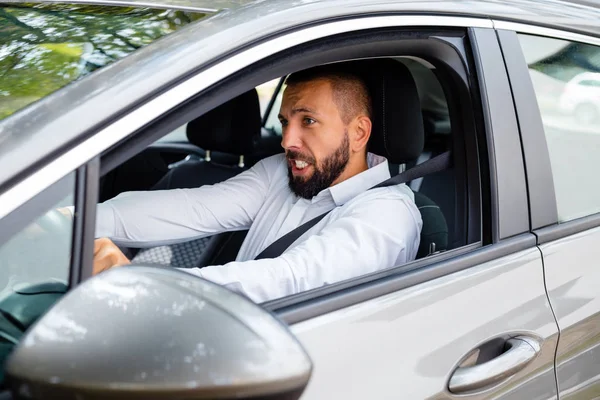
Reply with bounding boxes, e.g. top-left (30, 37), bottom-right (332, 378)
top-left (91, 64), bottom-right (422, 303)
